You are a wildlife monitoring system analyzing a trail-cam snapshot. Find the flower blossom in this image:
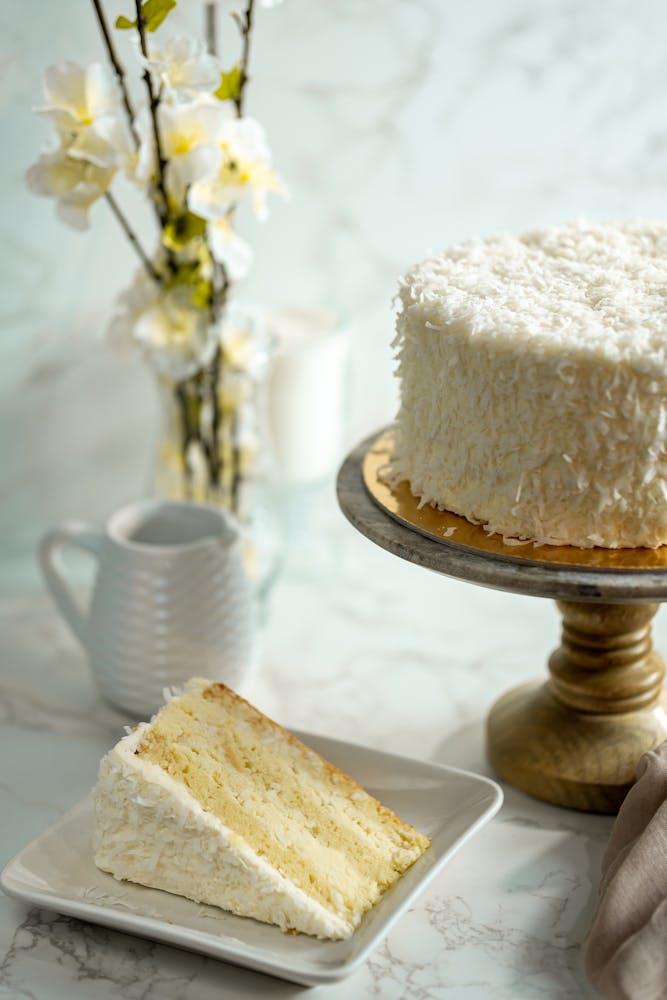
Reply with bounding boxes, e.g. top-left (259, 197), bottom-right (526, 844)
top-left (208, 217), bottom-right (253, 280)
top-left (108, 270), bottom-right (218, 380)
top-left (35, 61), bottom-right (128, 168)
top-left (25, 149), bottom-right (115, 229)
top-left (136, 97), bottom-right (228, 204)
top-left (141, 38), bottom-right (222, 99)
top-left (137, 96), bottom-right (284, 217)
top-left (26, 60), bottom-right (132, 223)
top-left (188, 117), bottom-right (285, 223)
